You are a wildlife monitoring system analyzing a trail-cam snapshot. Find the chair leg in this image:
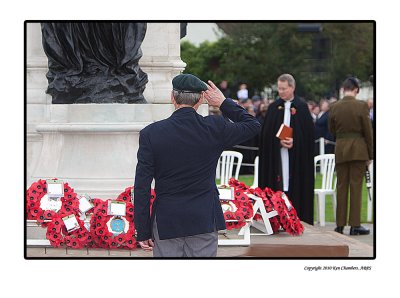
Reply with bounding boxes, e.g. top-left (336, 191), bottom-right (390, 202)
top-left (318, 194), bottom-right (326, 227)
top-left (315, 194), bottom-right (319, 224)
